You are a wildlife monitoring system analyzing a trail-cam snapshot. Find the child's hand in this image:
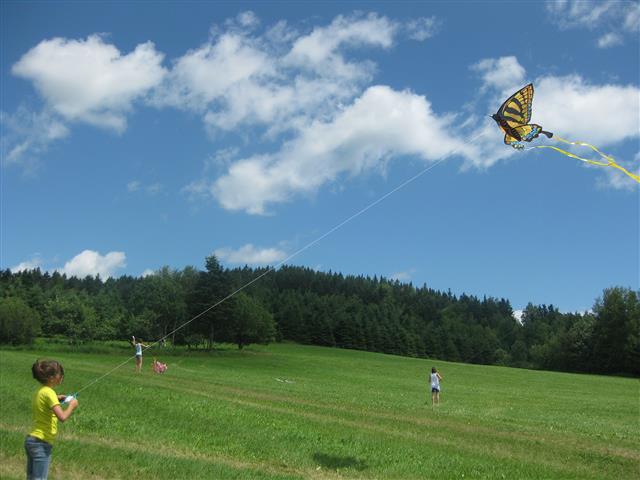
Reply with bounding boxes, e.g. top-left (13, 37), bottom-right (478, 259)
top-left (67, 398), bottom-right (79, 408)
top-left (62, 393), bottom-right (78, 405)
